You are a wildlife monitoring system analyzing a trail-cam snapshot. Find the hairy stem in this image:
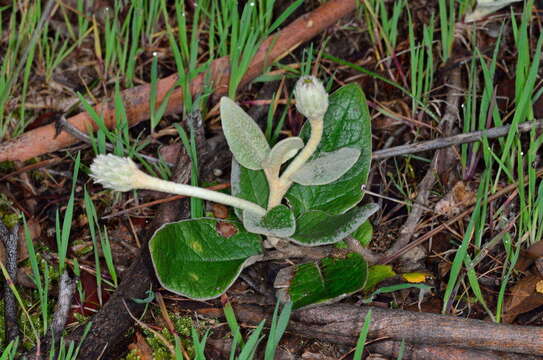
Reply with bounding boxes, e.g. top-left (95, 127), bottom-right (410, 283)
top-left (267, 118), bottom-right (323, 208)
top-left (136, 173), bottom-right (267, 216)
